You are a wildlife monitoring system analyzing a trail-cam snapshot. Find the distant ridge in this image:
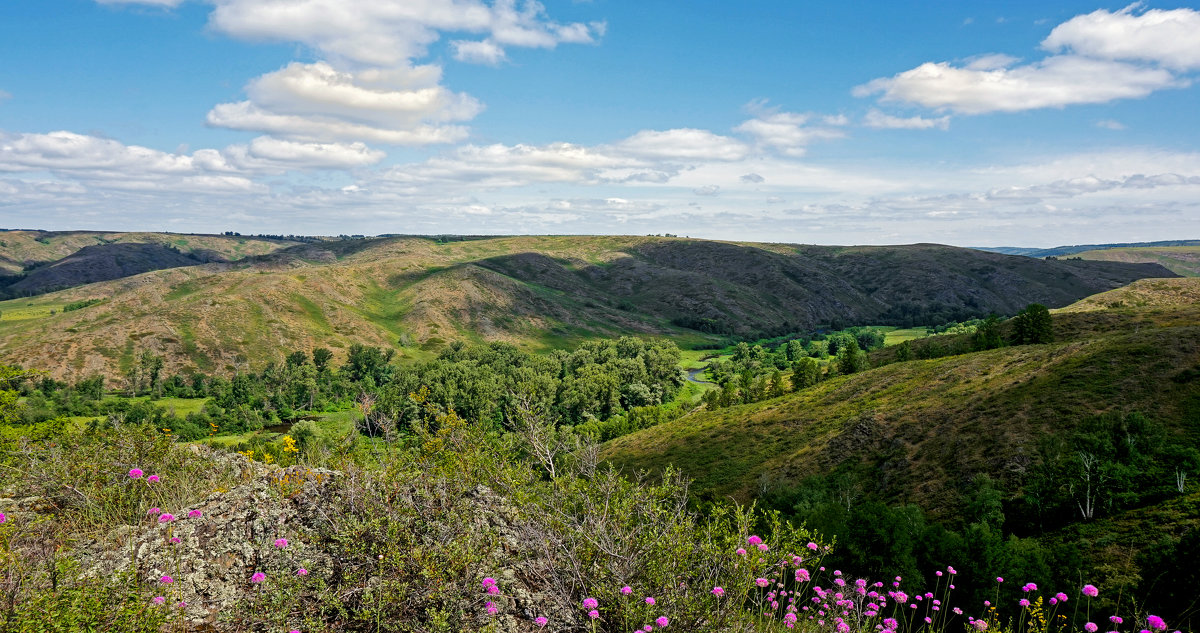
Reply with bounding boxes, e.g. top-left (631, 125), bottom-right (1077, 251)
top-left (975, 239), bottom-right (1200, 258)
